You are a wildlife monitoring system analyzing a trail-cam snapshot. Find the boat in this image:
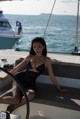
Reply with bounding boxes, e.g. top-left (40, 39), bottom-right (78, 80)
top-left (0, 0), bottom-right (80, 119)
top-left (0, 50), bottom-right (80, 119)
top-left (0, 10), bottom-right (22, 49)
